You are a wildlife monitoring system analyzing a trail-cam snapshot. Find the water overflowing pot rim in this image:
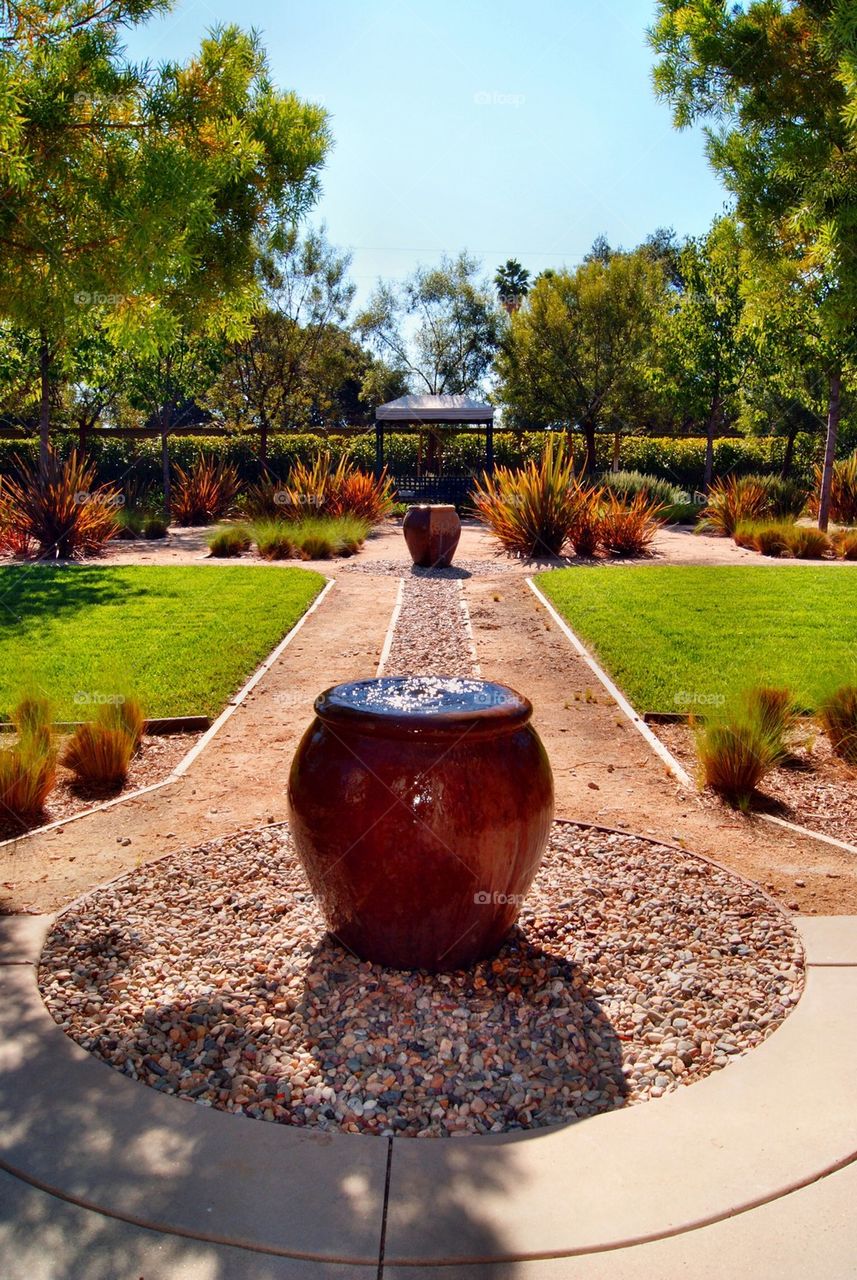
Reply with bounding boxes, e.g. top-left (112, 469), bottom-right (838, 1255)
top-left (313, 676), bottom-right (533, 736)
